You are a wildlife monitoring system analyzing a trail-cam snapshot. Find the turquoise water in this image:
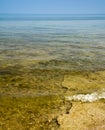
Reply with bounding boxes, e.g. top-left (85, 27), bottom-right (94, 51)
top-left (0, 14), bottom-right (105, 71)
